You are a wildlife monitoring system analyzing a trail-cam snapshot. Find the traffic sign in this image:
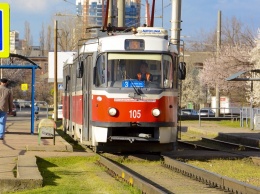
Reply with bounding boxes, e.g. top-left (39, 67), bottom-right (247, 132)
top-left (21, 83), bottom-right (28, 91)
top-left (0, 3), bottom-right (10, 58)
